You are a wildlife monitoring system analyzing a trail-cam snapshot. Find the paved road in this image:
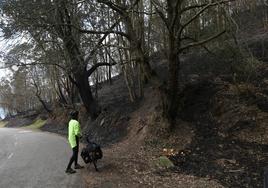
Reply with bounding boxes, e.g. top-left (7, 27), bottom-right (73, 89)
top-left (0, 128), bottom-right (86, 188)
